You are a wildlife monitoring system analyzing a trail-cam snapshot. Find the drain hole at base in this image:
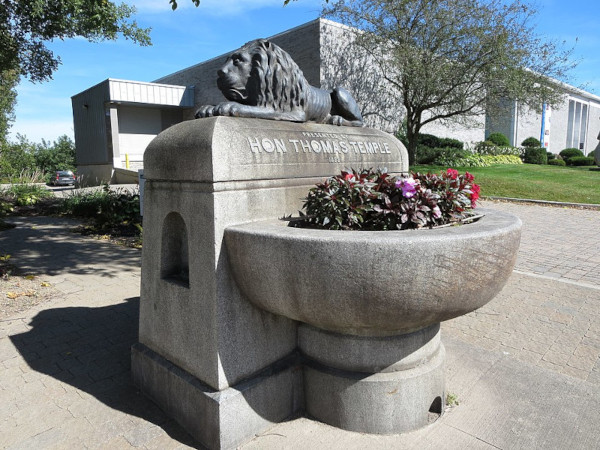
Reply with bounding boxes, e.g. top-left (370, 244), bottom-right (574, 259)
top-left (428, 396), bottom-right (443, 423)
